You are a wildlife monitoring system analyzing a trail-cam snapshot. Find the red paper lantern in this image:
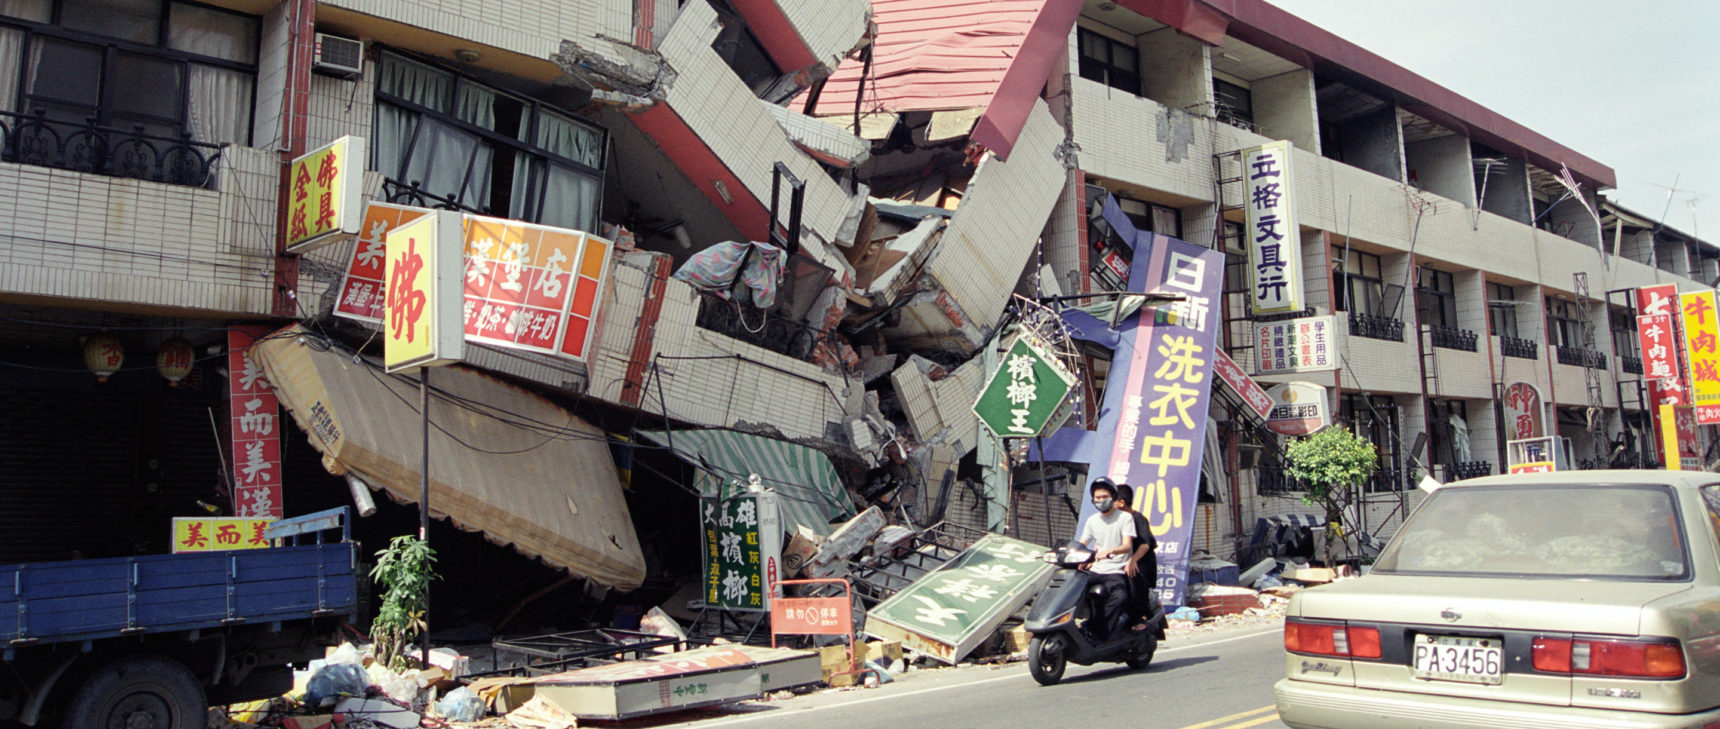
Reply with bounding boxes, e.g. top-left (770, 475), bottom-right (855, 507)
top-left (83, 335), bottom-right (124, 382)
top-left (156, 336), bottom-right (194, 386)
